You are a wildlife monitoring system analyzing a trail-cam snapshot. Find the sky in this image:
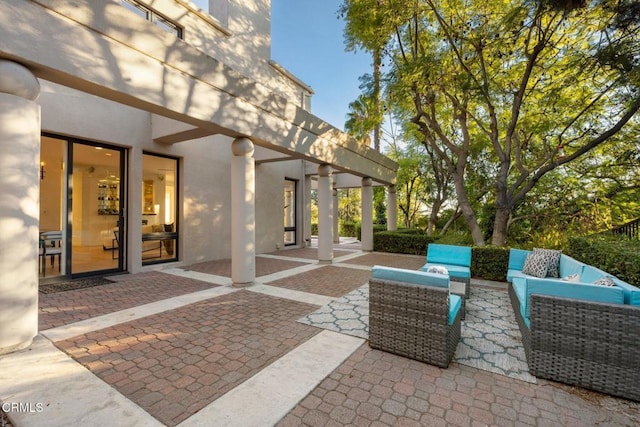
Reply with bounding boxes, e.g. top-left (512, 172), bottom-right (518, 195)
top-left (270, 0), bottom-right (372, 131)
